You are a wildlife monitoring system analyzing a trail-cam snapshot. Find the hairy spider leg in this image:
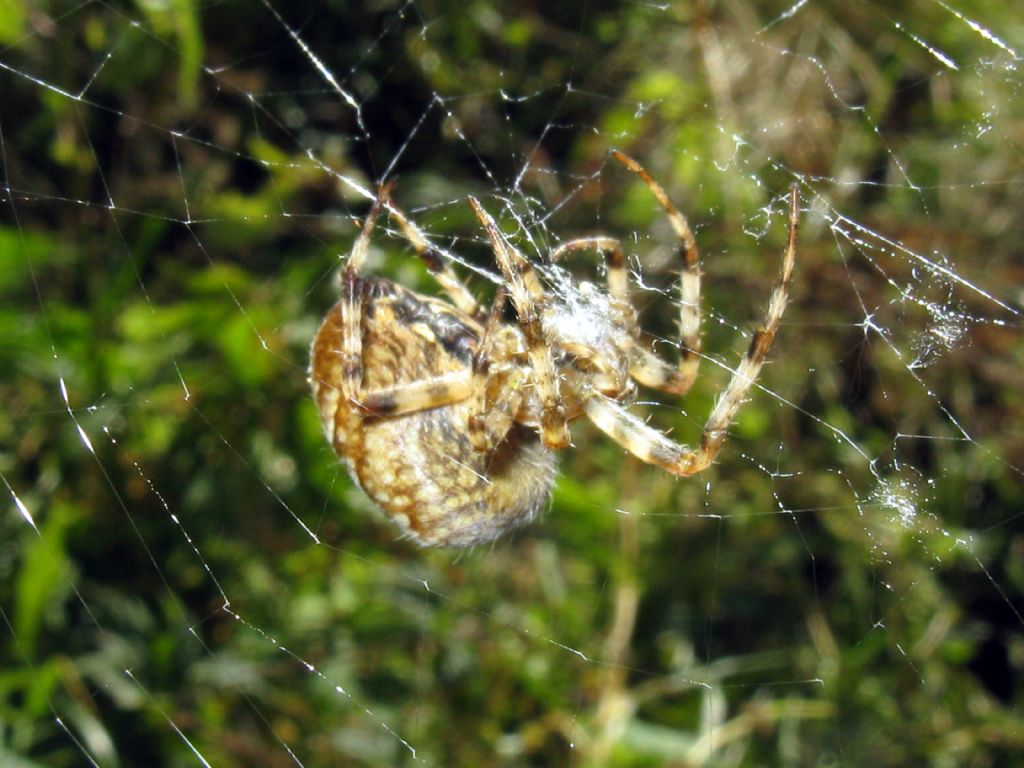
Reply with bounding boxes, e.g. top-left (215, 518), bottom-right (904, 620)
top-left (698, 186), bottom-right (799, 463)
top-left (611, 150), bottom-right (703, 395)
top-left (385, 201), bottom-right (483, 320)
top-left (469, 197), bottom-right (571, 450)
top-left (468, 284), bottom-right (505, 449)
top-left (319, 187), bottom-right (535, 454)
top-left (550, 236), bottom-right (630, 301)
top-left (337, 192), bottom-right (384, 400)
top-left (385, 198), bottom-right (533, 448)
top-left (583, 186), bottom-right (799, 476)
top-left (467, 286), bottom-right (516, 451)
top-left (470, 366), bottom-right (528, 452)
top-left (549, 236), bottom-right (693, 396)
top-left (328, 187), bottom-right (477, 418)
top-left (354, 373), bottom-right (476, 416)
